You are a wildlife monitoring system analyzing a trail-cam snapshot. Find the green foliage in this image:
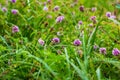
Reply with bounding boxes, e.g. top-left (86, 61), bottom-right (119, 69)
top-left (0, 0), bottom-right (120, 80)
